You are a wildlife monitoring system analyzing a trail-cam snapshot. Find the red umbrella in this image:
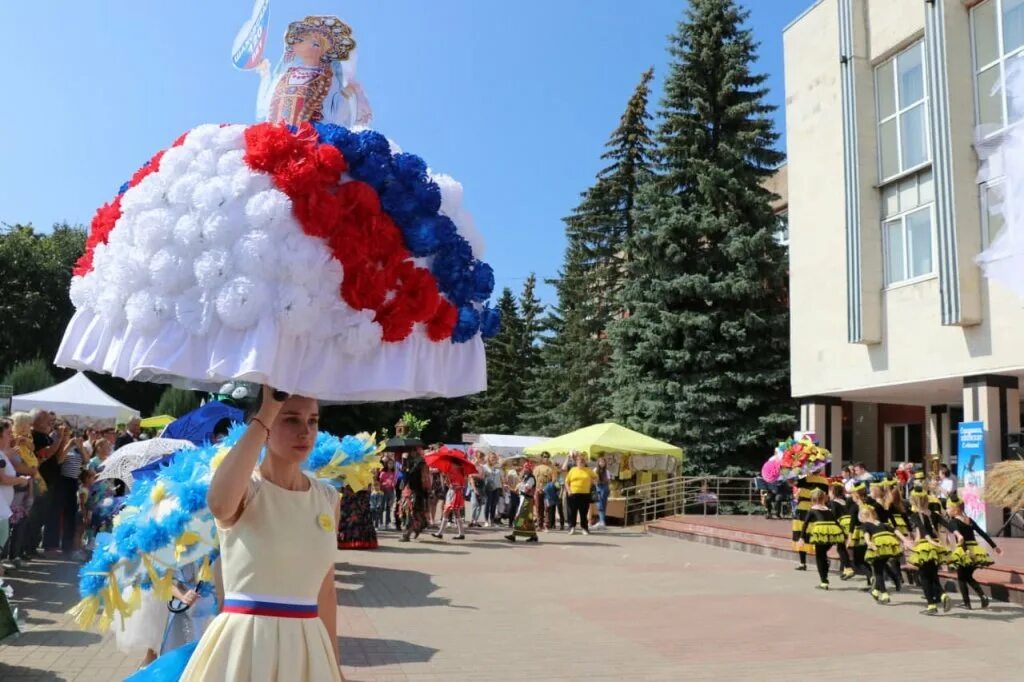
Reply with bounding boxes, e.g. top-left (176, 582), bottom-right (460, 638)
top-left (424, 447), bottom-right (478, 480)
